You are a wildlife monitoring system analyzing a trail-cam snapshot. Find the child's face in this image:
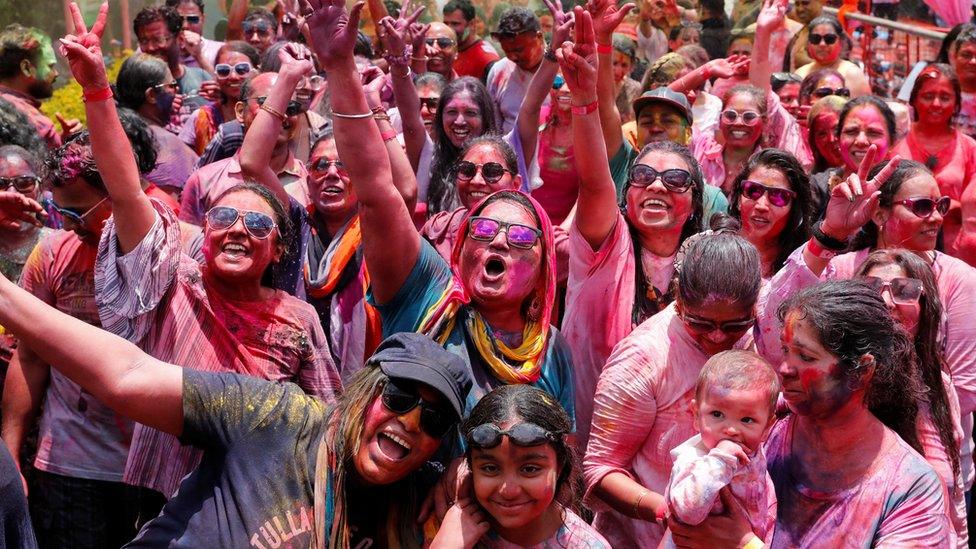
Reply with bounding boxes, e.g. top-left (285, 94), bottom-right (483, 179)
top-left (470, 422), bottom-right (560, 532)
top-left (693, 385), bottom-right (774, 454)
